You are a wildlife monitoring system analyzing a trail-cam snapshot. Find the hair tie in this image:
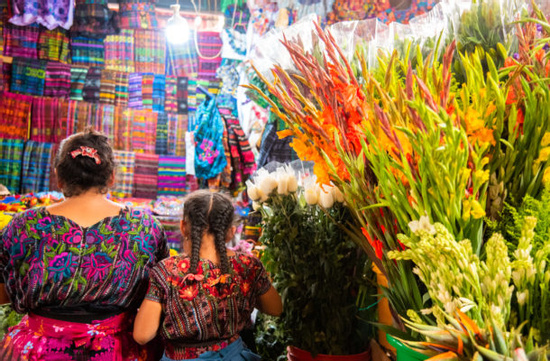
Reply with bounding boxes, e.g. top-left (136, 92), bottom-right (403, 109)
top-left (70, 146), bottom-right (102, 165)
